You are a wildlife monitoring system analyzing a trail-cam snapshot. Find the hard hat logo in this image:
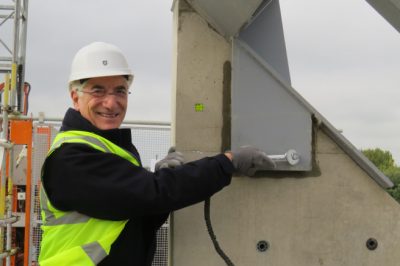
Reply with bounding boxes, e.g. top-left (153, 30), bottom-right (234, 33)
top-left (68, 42), bottom-right (134, 90)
